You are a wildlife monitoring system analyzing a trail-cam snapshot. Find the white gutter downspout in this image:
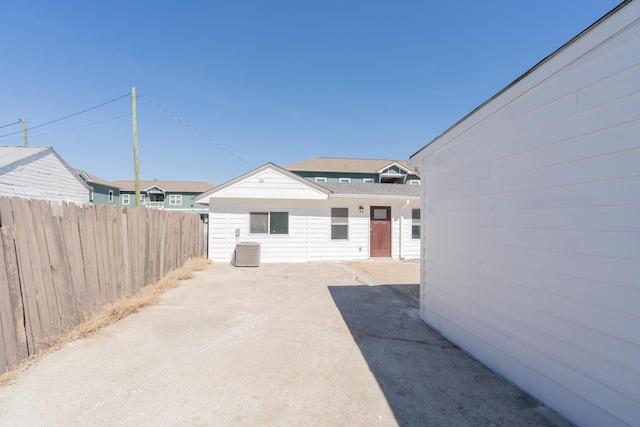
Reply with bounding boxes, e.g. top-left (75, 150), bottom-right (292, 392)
top-left (399, 199), bottom-right (410, 260)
